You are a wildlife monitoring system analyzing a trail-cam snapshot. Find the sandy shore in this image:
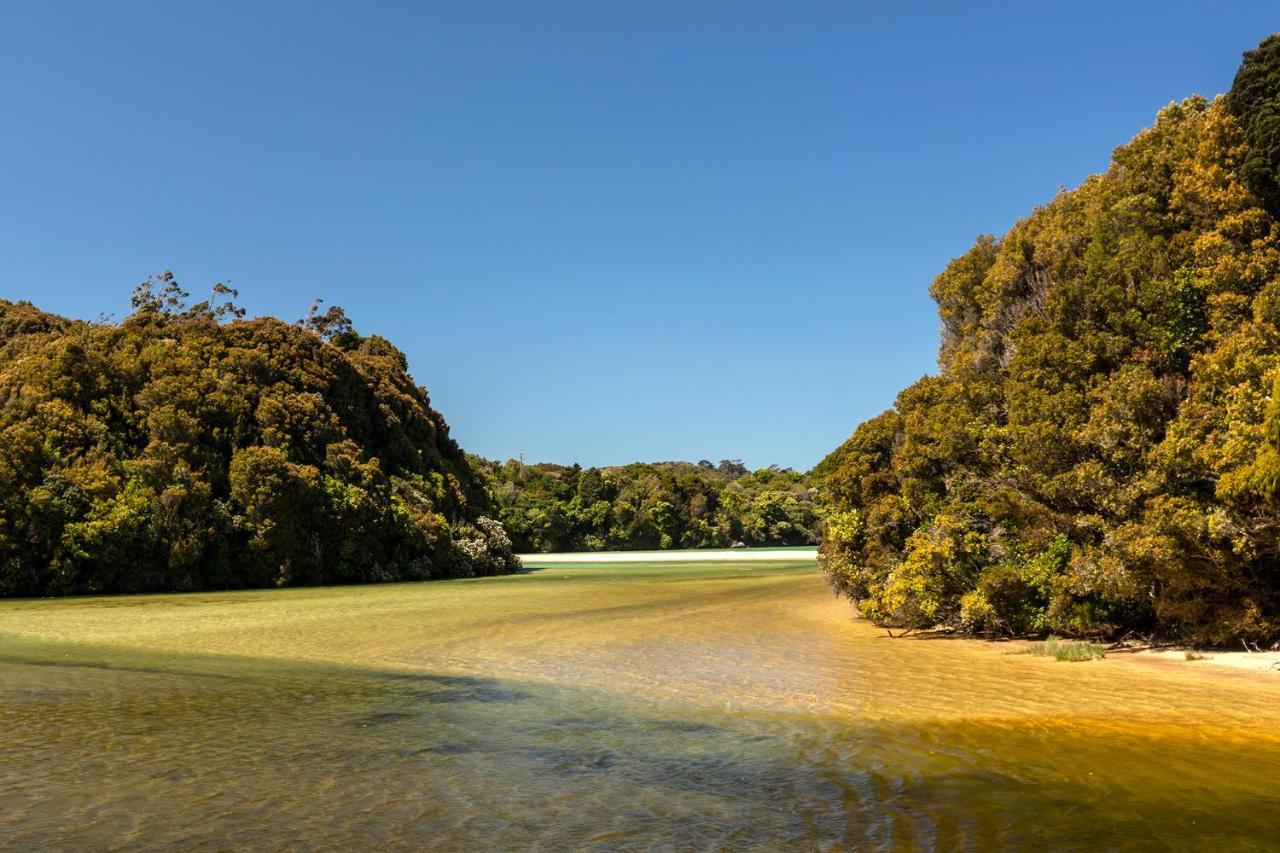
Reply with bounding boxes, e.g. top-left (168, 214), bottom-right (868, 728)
top-left (518, 548), bottom-right (1279, 682)
top-left (517, 548), bottom-right (819, 563)
top-left (1122, 646), bottom-right (1280, 678)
